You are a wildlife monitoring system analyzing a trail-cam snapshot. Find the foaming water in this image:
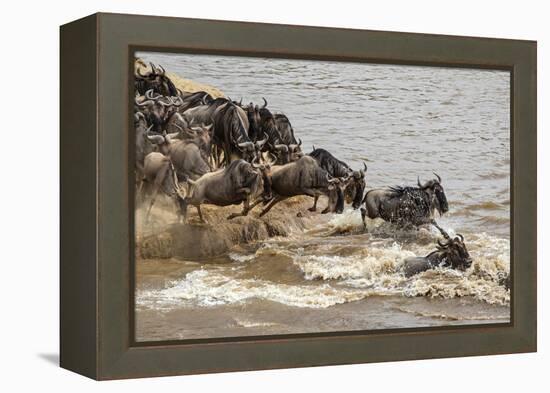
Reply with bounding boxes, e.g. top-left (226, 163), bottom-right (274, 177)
top-left (137, 207), bottom-right (510, 312)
